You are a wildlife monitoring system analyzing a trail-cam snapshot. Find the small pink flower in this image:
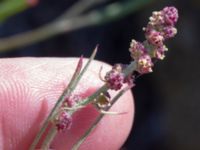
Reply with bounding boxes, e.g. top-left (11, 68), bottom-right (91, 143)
top-left (55, 111), bottom-right (72, 131)
top-left (149, 11), bottom-right (165, 26)
top-left (146, 29), bottom-right (164, 46)
top-left (154, 48), bottom-right (165, 60)
top-left (129, 40), bottom-right (146, 60)
top-left (105, 65), bottom-right (125, 91)
top-left (64, 94), bottom-right (81, 107)
top-left (148, 44), bottom-right (168, 60)
top-left (105, 70), bottom-right (124, 90)
top-left (137, 54), bottom-right (153, 74)
top-left (162, 26), bottom-right (177, 39)
top-left (162, 6), bottom-right (178, 26)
